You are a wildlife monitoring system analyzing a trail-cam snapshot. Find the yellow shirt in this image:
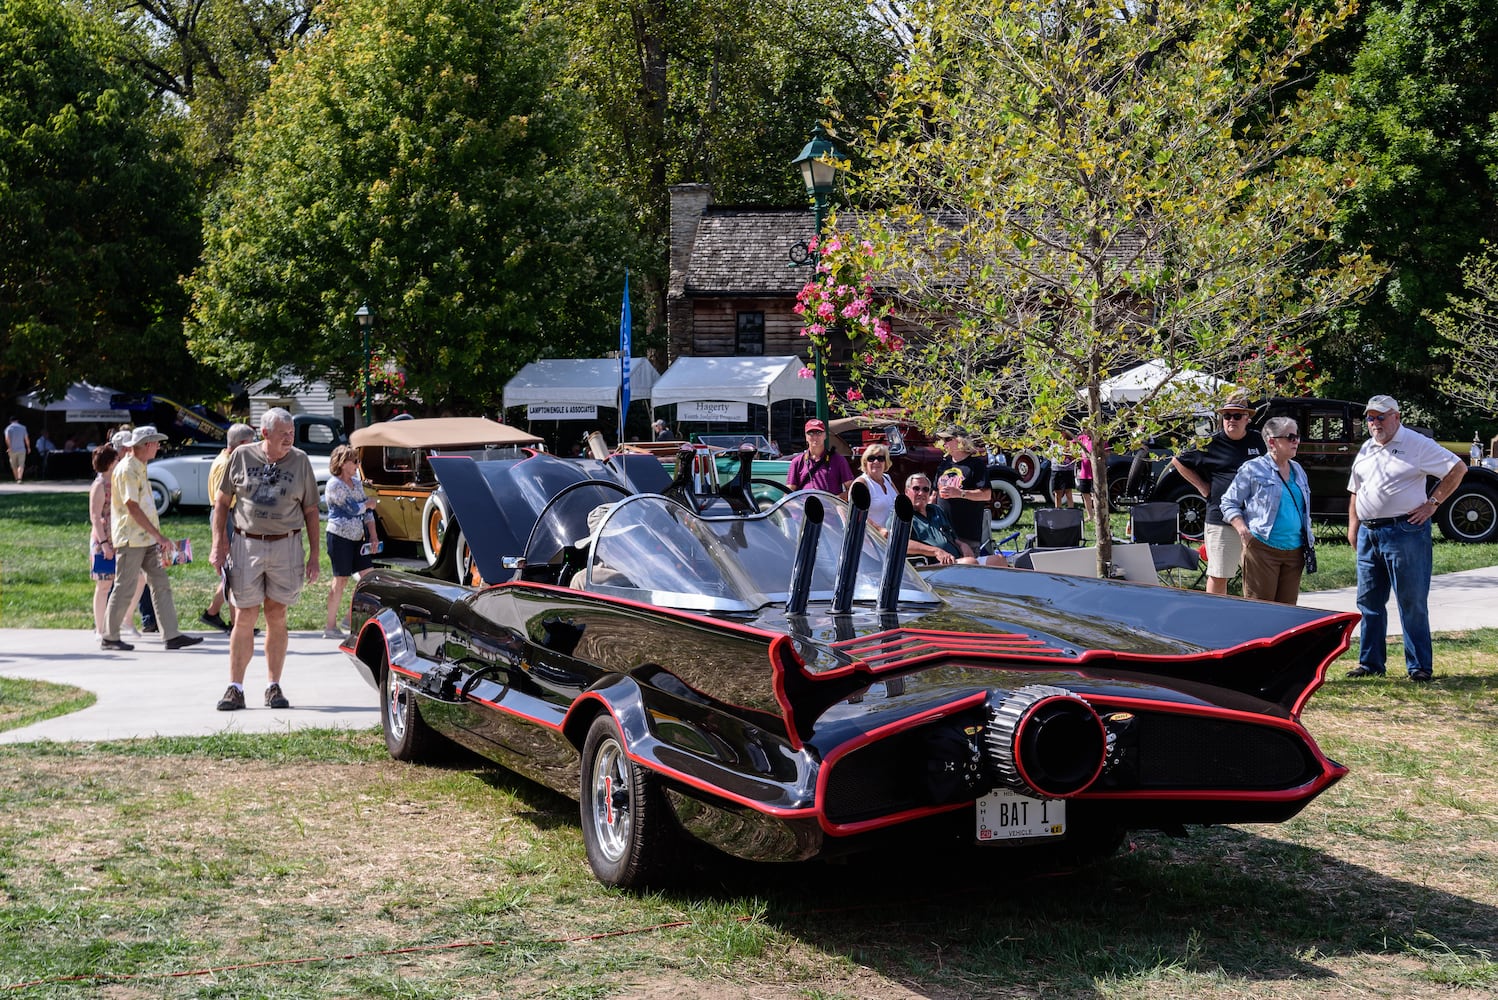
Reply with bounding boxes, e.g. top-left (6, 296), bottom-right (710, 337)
top-left (110, 454), bottom-right (159, 547)
top-left (208, 448), bottom-right (232, 506)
